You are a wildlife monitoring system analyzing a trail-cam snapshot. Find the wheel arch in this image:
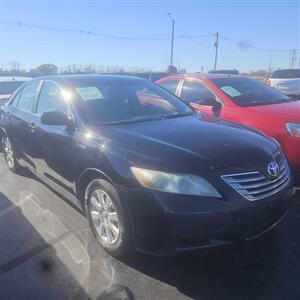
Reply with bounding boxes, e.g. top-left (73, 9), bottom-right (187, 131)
top-left (76, 168), bottom-right (114, 209)
top-left (76, 168), bottom-right (136, 247)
